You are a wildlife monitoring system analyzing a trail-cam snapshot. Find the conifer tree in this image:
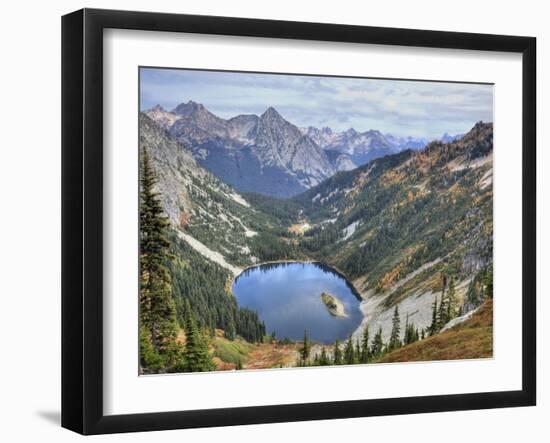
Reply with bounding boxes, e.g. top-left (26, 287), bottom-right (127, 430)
top-left (344, 335), bottom-right (355, 364)
top-left (360, 327), bottom-right (370, 363)
top-left (319, 347), bottom-right (330, 366)
top-left (299, 329), bottom-right (311, 365)
top-left (388, 305), bottom-right (401, 351)
top-left (333, 339), bottom-right (343, 365)
top-left (371, 327), bottom-right (384, 357)
top-left (139, 146), bottom-right (181, 370)
top-left (404, 318), bottom-right (419, 345)
top-left (466, 277), bottom-right (479, 307)
top-left (446, 275), bottom-right (456, 321)
top-left (404, 313), bottom-right (414, 345)
top-left (429, 295), bottom-right (439, 336)
top-left (183, 300), bottom-right (214, 372)
top-left (313, 353), bottom-right (320, 366)
top-left (438, 273), bottom-right (448, 327)
top-left (139, 325), bottom-right (163, 371)
top-left (224, 318), bottom-right (236, 341)
top-left (404, 313), bottom-right (410, 345)
top-left (438, 296), bottom-right (447, 328)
